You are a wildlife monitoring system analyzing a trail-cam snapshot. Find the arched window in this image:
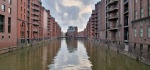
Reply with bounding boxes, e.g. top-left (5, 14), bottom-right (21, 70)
top-left (21, 22), bottom-right (25, 27)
